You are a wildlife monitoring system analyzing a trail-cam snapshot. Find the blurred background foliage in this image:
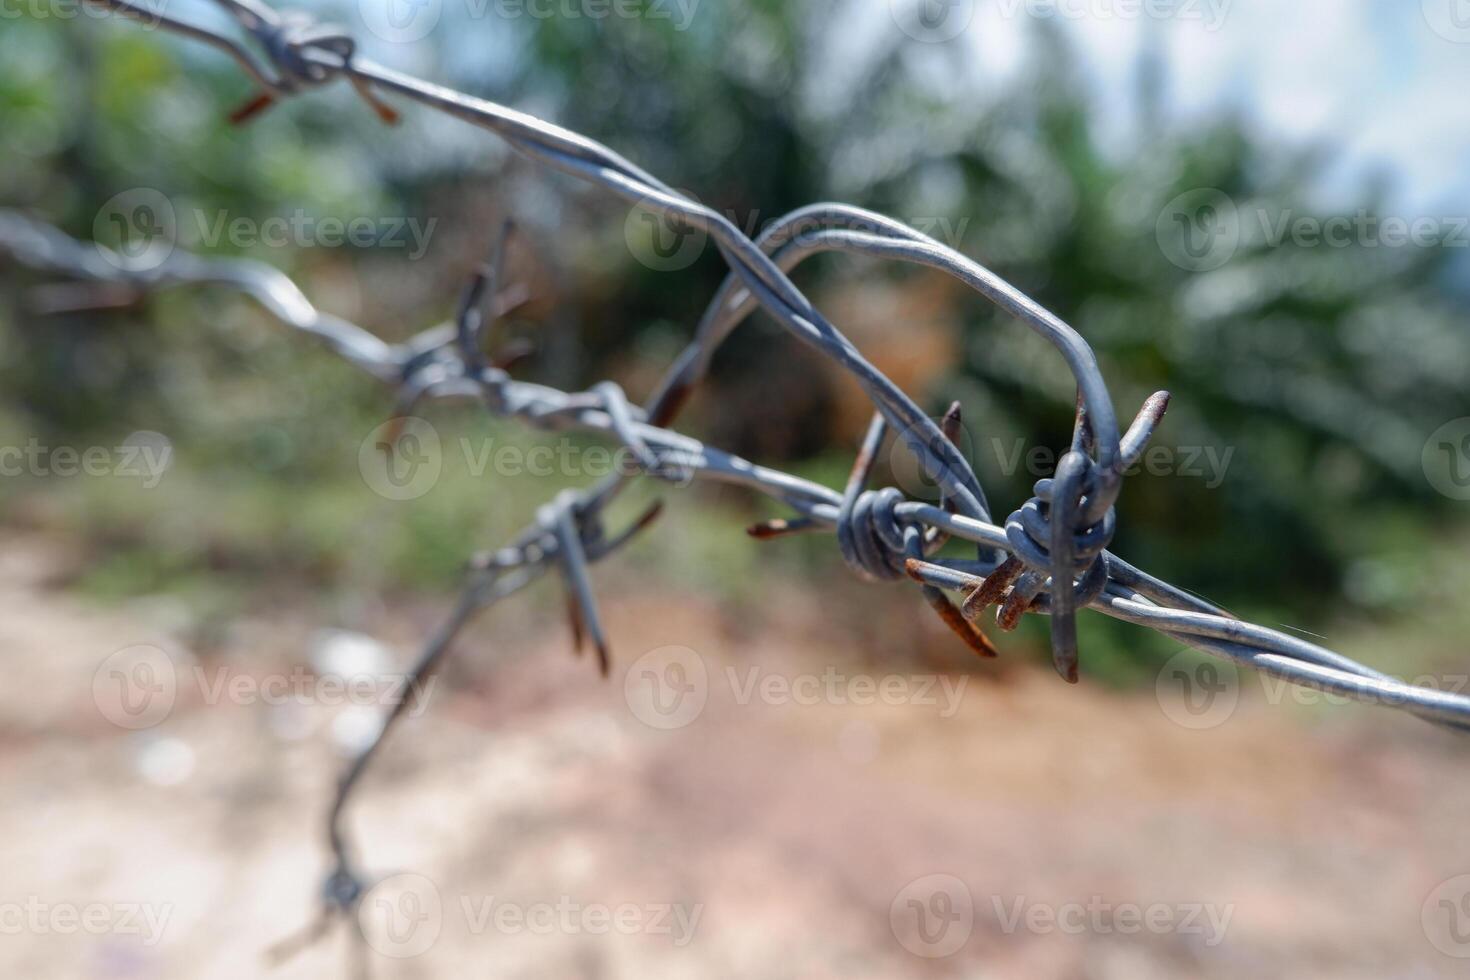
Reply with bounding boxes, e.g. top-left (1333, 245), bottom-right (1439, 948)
top-left (2, 1), bottom-right (1467, 687)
